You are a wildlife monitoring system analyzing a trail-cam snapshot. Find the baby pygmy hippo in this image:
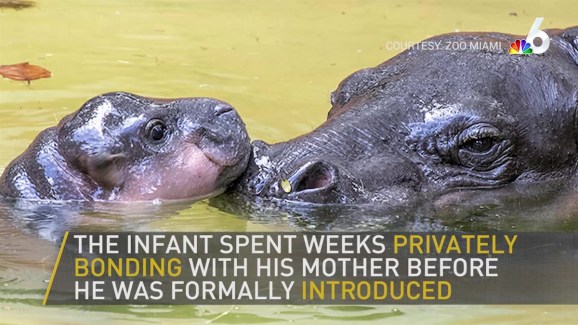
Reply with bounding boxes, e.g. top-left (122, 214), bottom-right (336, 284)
top-left (0, 92), bottom-right (251, 201)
